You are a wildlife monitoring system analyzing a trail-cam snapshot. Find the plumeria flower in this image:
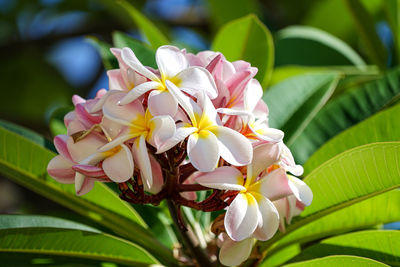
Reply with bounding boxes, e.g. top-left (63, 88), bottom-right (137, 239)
top-left (158, 82), bottom-right (253, 172)
top-left (47, 132), bottom-right (133, 195)
top-left (217, 233), bottom-right (254, 267)
top-left (118, 45), bottom-right (218, 116)
top-left (99, 92), bottom-right (175, 191)
top-left (278, 141), bottom-right (304, 176)
top-left (218, 79), bottom-right (284, 143)
top-left (196, 142), bottom-right (291, 241)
